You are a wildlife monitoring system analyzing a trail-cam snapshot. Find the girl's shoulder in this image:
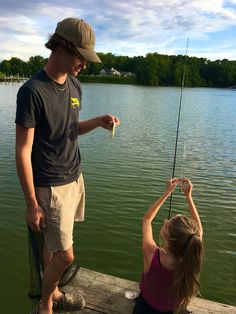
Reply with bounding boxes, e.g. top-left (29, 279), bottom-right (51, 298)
top-left (159, 248), bottom-right (177, 271)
